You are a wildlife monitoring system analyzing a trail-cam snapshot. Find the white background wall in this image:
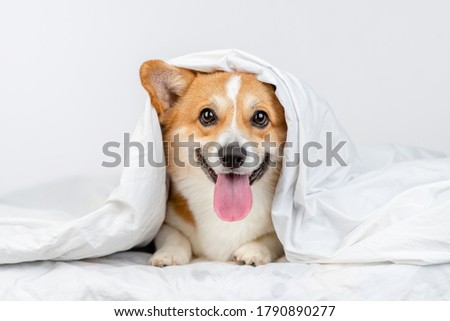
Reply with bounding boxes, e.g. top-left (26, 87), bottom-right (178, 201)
top-left (1, 0), bottom-right (449, 195)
